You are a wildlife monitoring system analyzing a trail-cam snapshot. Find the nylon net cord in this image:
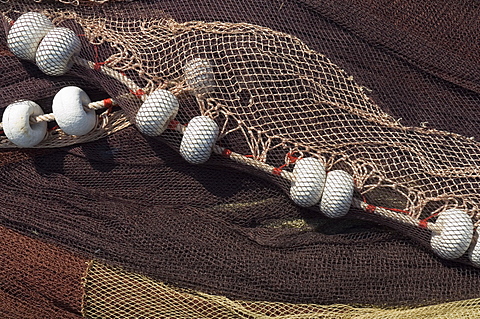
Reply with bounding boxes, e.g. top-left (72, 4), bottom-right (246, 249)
top-left (4, 221), bottom-right (480, 318)
top-left (48, 8), bottom-right (480, 220)
top-left (1, 7), bottom-right (449, 232)
top-left (83, 260), bottom-right (480, 319)
top-left (2, 0), bottom-right (480, 315)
